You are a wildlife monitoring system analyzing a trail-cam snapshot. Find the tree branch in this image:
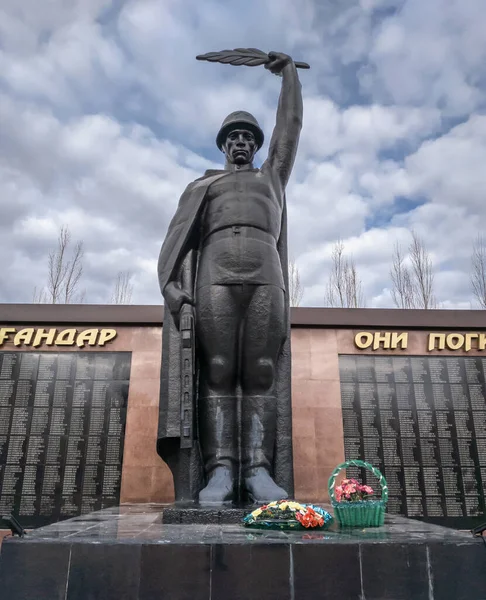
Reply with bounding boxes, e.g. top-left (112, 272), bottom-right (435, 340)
top-left (111, 271), bottom-right (134, 304)
top-left (471, 234), bottom-right (486, 308)
top-left (325, 240), bottom-right (366, 308)
top-left (288, 259), bottom-right (304, 307)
